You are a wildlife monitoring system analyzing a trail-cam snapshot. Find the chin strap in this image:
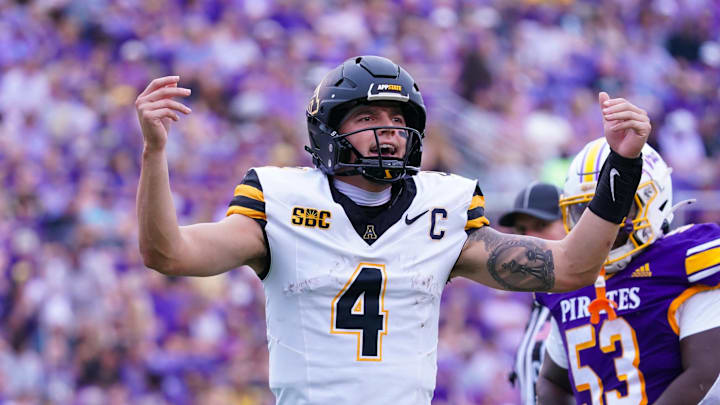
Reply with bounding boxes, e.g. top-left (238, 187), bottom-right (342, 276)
top-left (588, 268), bottom-right (618, 325)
